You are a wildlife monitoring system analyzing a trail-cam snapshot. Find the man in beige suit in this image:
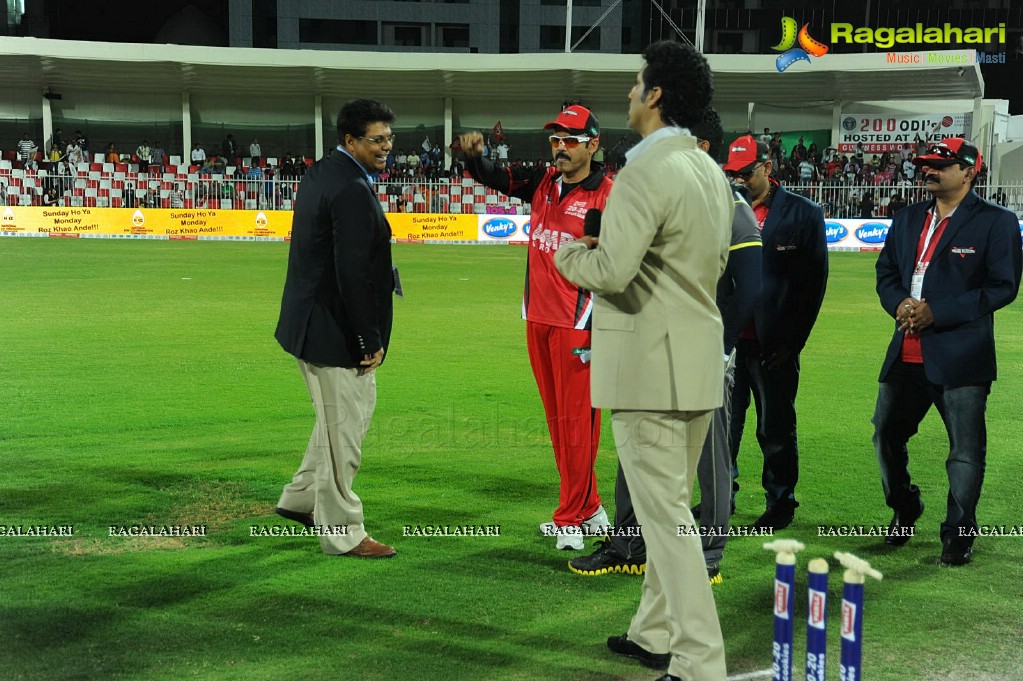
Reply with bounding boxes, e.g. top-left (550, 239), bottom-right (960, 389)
top-left (555, 42), bottom-right (733, 681)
